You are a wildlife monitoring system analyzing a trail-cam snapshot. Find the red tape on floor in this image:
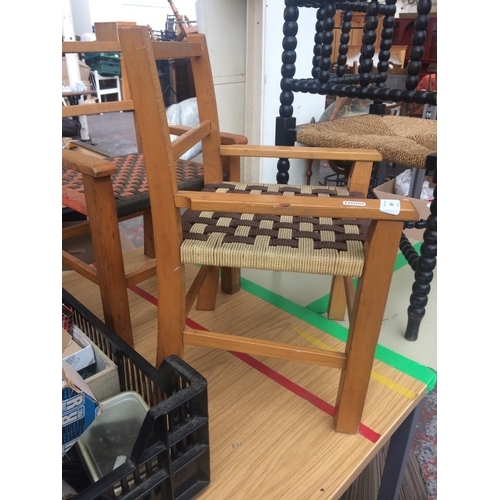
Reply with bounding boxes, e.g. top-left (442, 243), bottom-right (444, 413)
top-left (130, 284), bottom-right (380, 443)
